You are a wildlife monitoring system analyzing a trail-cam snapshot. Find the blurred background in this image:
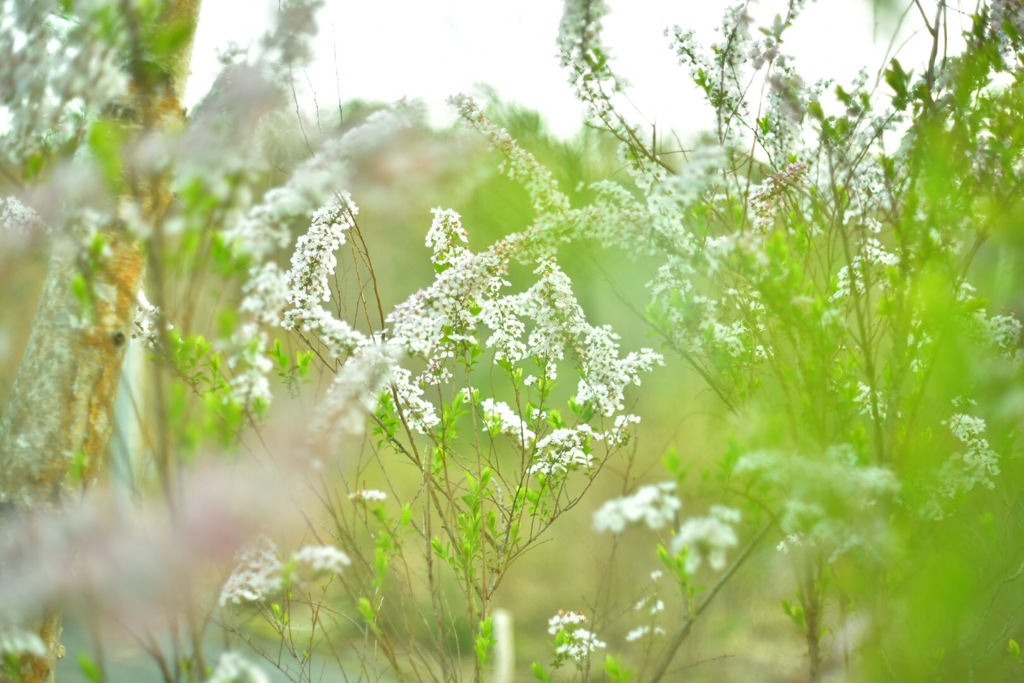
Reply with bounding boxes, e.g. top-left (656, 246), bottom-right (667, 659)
top-left (2, 1), bottom-right (1017, 681)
